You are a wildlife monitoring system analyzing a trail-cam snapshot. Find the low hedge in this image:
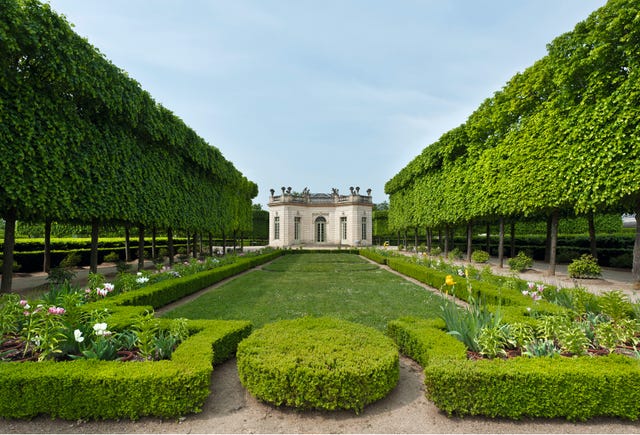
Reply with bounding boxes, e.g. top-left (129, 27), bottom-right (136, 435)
top-left (105, 250), bottom-right (282, 309)
top-left (384, 257), bottom-right (564, 317)
top-left (0, 251), bottom-right (281, 420)
top-left (0, 319), bottom-right (252, 420)
top-left (237, 317), bottom-right (399, 414)
top-left (388, 317), bottom-right (640, 421)
top-left (359, 248), bottom-right (388, 265)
